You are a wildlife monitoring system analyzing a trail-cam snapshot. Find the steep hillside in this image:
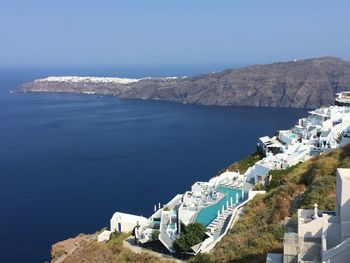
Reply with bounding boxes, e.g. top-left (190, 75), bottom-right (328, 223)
top-left (20, 57), bottom-right (350, 108)
top-left (191, 144), bottom-right (350, 263)
top-left (51, 231), bottom-right (177, 263)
